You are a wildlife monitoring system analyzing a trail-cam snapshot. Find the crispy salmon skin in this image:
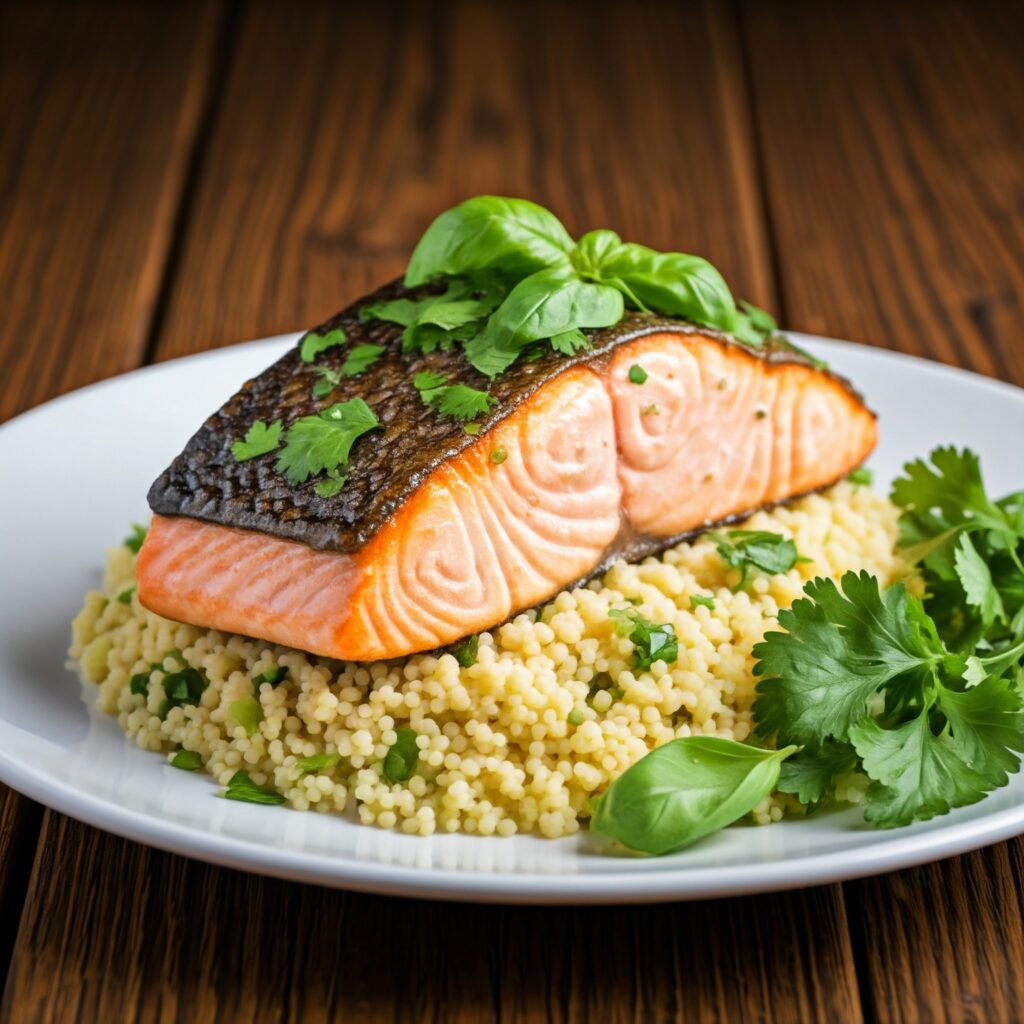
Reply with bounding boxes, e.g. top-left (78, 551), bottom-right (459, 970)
top-left (139, 281), bottom-right (877, 661)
